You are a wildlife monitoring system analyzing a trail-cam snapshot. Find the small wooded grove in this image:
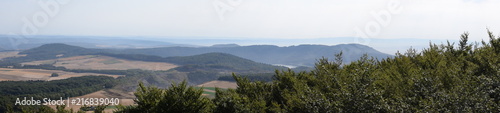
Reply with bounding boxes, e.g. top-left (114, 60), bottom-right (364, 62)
top-left (115, 31), bottom-right (500, 113)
